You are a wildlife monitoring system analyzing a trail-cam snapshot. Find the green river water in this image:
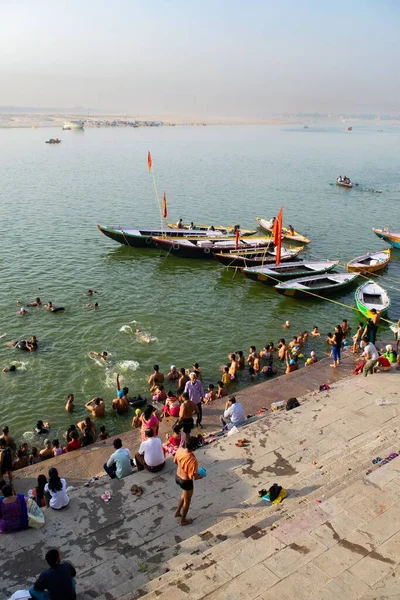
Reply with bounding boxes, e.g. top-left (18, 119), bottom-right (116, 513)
top-left (0, 122), bottom-right (399, 443)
